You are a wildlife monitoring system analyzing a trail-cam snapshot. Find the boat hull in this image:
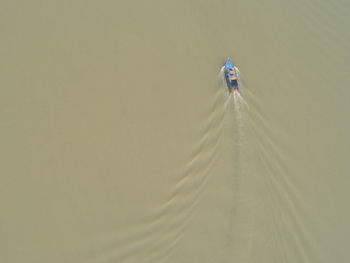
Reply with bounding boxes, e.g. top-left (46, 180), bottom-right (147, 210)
top-left (224, 58), bottom-right (239, 91)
